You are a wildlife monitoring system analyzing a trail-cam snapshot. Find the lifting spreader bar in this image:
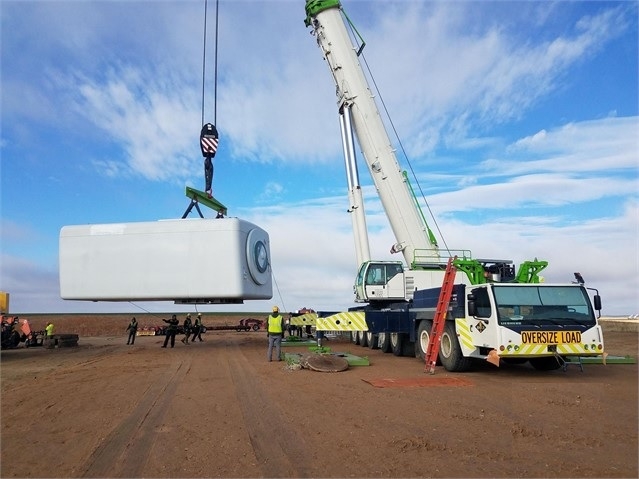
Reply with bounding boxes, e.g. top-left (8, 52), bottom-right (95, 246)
top-left (182, 186), bottom-right (228, 219)
top-left (425, 256), bottom-right (458, 374)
